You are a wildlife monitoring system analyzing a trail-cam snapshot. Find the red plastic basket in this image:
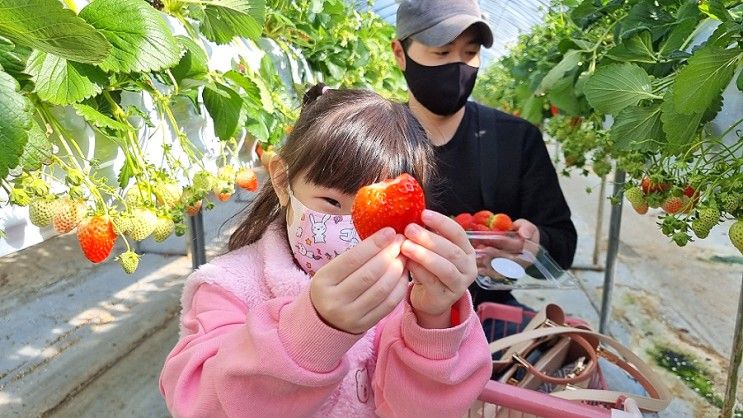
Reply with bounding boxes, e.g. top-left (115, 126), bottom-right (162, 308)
top-left (469, 302), bottom-right (619, 418)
